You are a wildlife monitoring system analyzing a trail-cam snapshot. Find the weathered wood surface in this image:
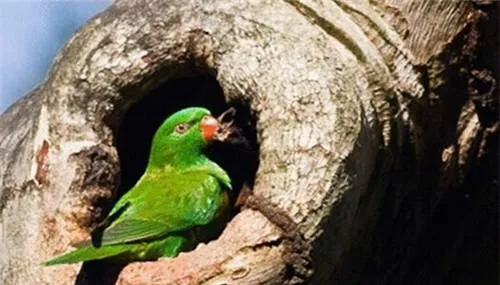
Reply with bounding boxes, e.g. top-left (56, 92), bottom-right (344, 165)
top-left (0, 0), bottom-right (497, 284)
